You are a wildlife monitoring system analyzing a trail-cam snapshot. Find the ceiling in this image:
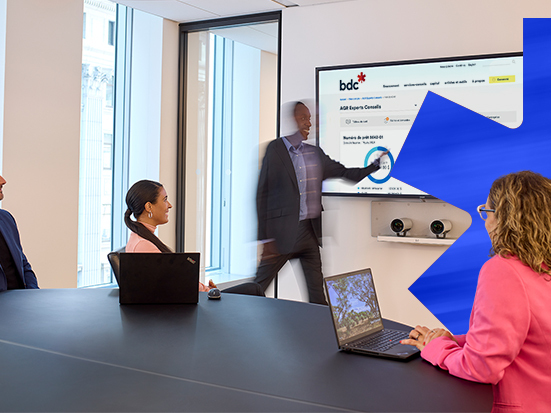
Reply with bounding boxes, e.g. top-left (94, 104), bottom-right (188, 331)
top-left (210, 23), bottom-right (279, 54)
top-left (110, 0), bottom-right (354, 23)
